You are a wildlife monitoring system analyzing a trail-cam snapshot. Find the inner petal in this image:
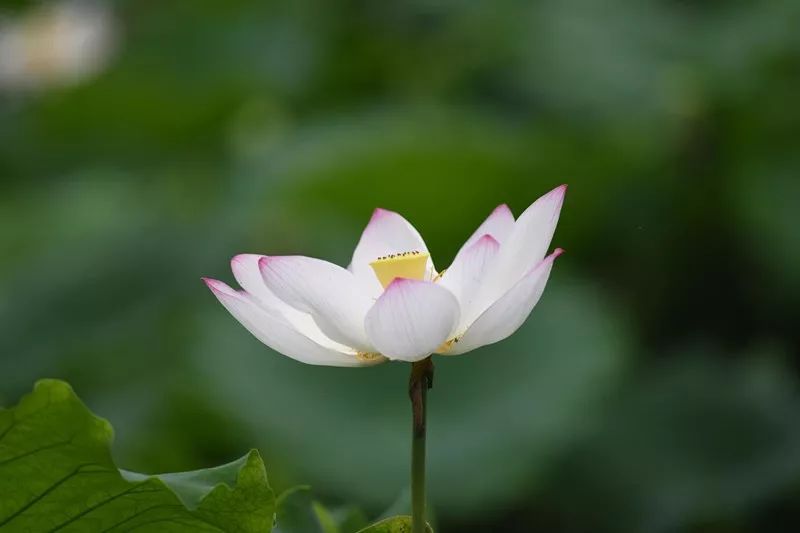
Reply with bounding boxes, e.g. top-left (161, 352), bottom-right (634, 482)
top-left (369, 251), bottom-right (429, 289)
